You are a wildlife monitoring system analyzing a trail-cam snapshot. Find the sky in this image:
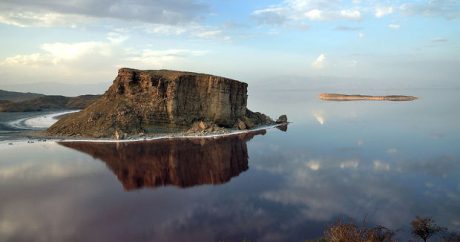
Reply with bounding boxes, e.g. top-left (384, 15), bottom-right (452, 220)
top-left (0, 0), bottom-right (459, 95)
